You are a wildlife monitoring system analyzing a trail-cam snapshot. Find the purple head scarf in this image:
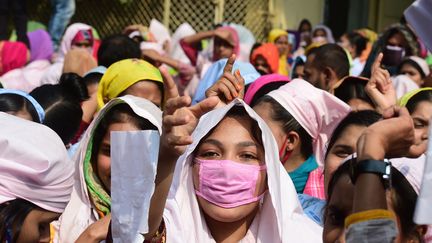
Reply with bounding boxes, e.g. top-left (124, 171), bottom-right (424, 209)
top-left (27, 30), bottom-right (54, 62)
